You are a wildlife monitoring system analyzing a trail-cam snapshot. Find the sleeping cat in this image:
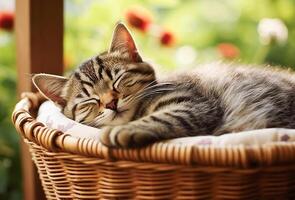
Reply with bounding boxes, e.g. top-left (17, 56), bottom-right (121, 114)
top-left (33, 23), bottom-right (295, 148)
